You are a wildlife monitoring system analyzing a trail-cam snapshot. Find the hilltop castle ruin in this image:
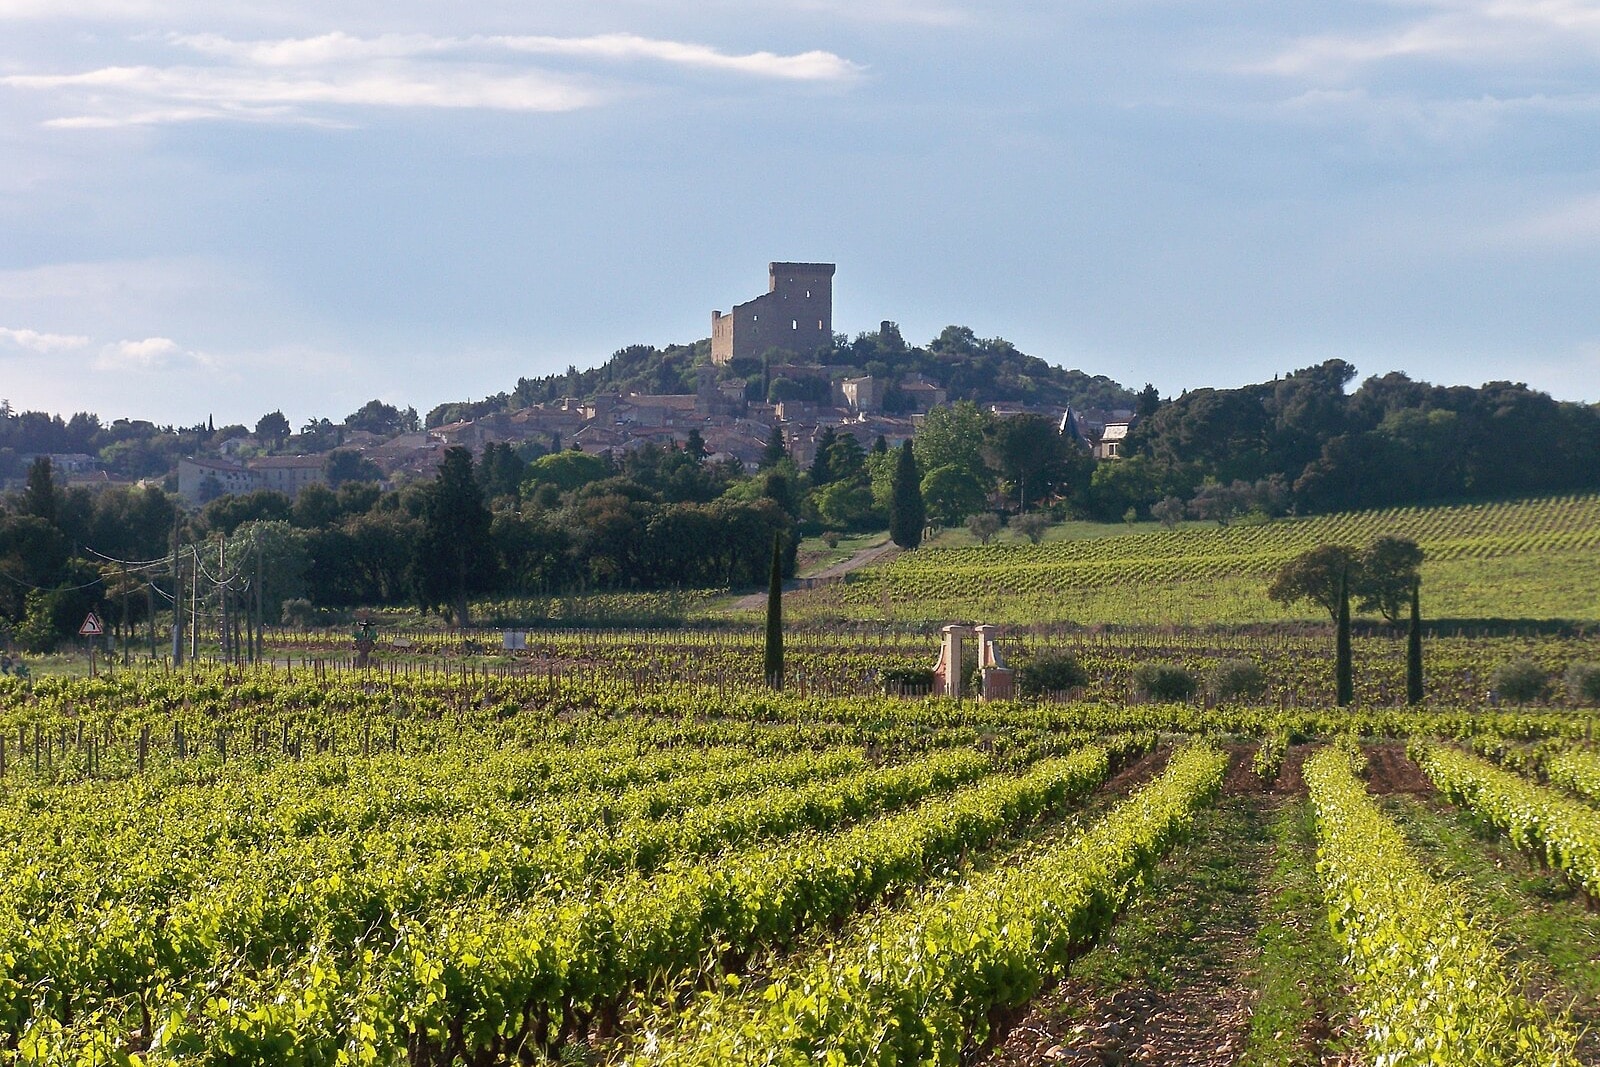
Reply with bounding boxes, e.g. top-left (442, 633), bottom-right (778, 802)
top-left (711, 262), bottom-right (835, 365)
